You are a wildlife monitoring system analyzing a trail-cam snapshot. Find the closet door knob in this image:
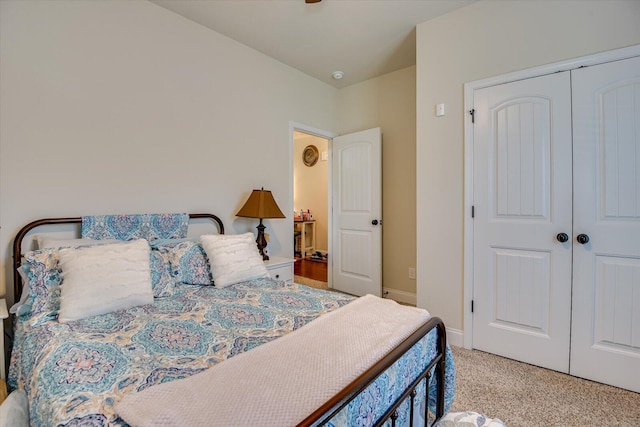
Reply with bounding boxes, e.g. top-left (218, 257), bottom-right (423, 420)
top-left (556, 233), bottom-right (569, 243)
top-left (371, 219), bottom-right (379, 226)
top-left (577, 234), bottom-right (590, 244)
